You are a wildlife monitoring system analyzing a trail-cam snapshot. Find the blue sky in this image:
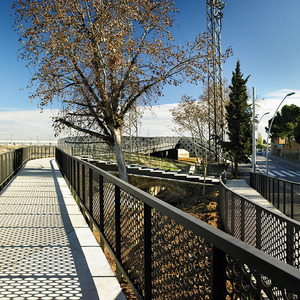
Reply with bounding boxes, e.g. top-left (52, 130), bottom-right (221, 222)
top-left (0, 0), bottom-right (300, 141)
